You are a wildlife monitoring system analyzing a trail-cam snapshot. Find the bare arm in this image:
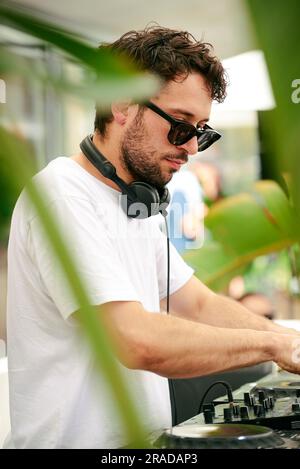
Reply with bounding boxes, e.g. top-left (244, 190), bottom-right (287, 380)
top-left (187, 291), bottom-right (288, 333)
top-left (162, 275), bottom-right (298, 335)
top-left (97, 301), bottom-right (300, 379)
